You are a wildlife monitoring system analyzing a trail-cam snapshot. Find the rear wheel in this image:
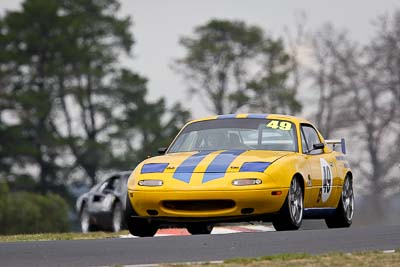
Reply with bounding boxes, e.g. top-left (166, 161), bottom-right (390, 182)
top-left (325, 175), bottom-right (354, 228)
top-left (186, 223), bottom-right (213, 235)
top-left (272, 177), bottom-right (303, 231)
top-left (125, 195), bottom-right (158, 237)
